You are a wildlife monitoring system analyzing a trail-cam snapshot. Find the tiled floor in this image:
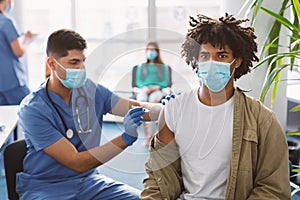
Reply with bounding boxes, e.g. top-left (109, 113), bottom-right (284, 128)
top-left (0, 121), bottom-right (150, 200)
